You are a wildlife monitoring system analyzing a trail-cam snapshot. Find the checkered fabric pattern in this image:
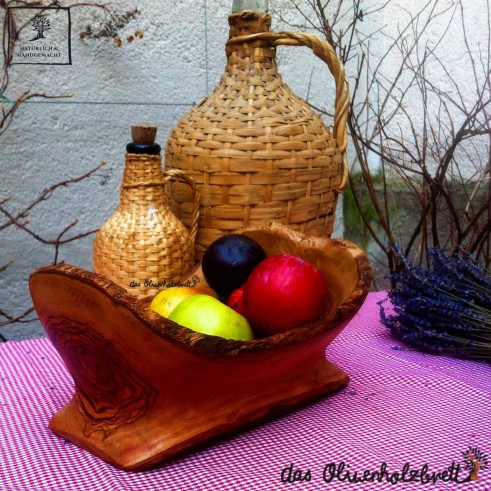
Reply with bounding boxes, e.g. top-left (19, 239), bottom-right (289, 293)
top-left (1, 291), bottom-right (490, 491)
